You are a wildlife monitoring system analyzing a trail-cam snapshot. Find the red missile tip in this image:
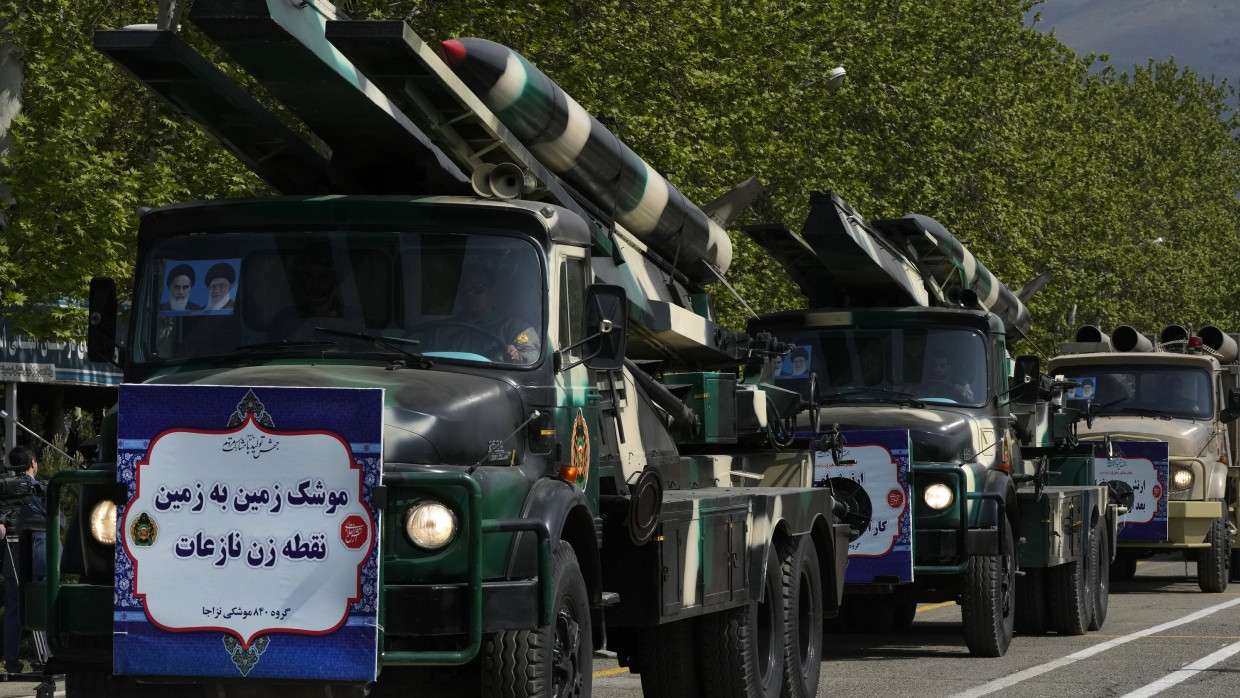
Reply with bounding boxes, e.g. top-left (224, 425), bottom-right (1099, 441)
top-left (441, 40), bottom-right (466, 66)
